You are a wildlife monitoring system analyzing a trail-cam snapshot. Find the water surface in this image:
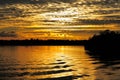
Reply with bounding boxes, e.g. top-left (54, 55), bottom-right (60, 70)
top-left (0, 46), bottom-right (120, 80)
